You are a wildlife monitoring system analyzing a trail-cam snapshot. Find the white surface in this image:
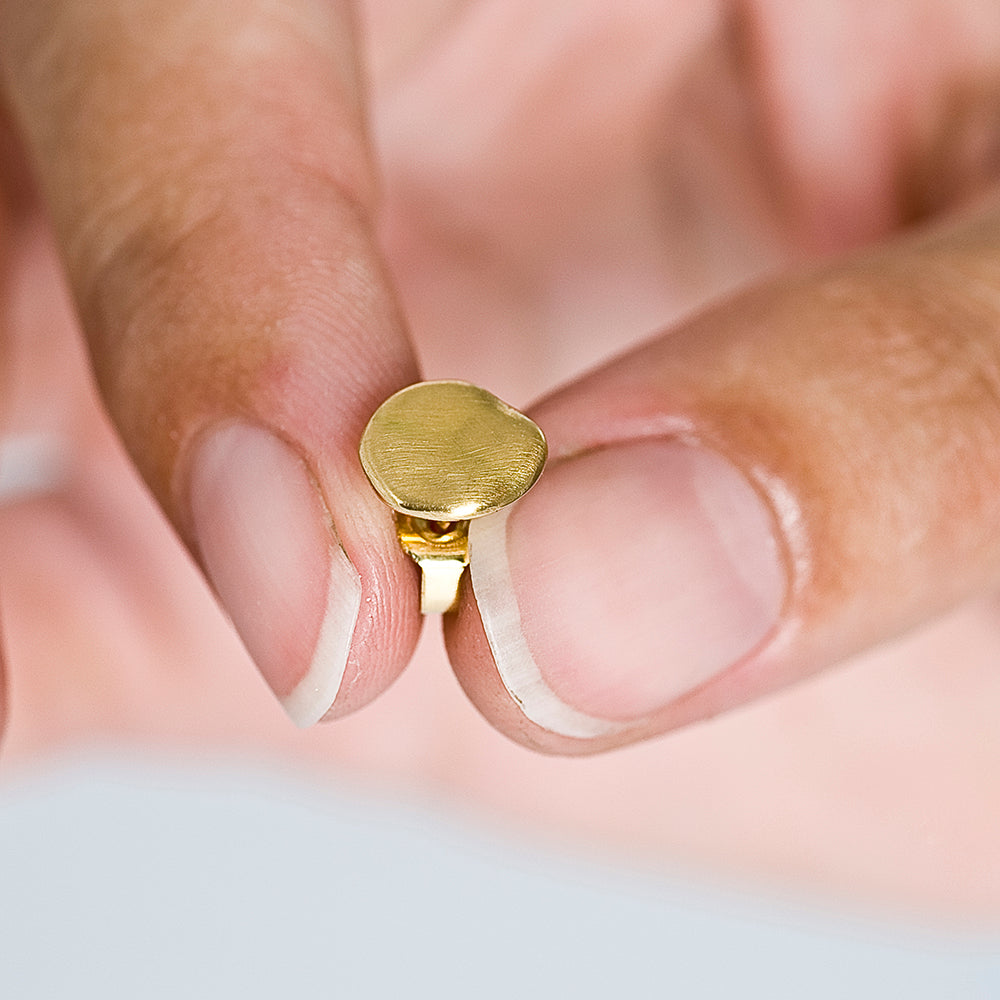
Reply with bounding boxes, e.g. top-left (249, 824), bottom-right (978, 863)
top-left (0, 755), bottom-right (996, 999)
